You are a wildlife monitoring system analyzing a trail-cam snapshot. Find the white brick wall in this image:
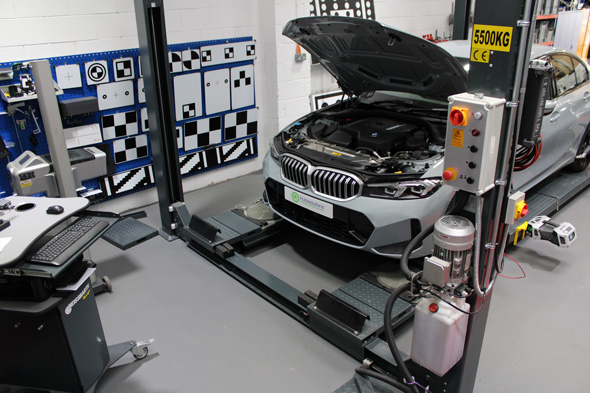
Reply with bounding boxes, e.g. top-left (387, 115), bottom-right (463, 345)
top-left (375, 0), bottom-right (454, 39)
top-left (0, 0), bottom-right (456, 212)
